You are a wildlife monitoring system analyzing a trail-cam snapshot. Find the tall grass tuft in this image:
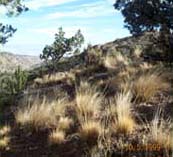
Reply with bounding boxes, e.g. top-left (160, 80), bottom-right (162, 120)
top-left (80, 120), bottom-right (103, 145)
top-left (148, 108), bottom-right (172, 149)
top-left (132, 72), bottom-right (169, 102)
top-left (49, 129), bottom-right (65, 145)
top-left (75, 81), bottom-right (102, 122)
top-left (15, 98), bottom-right (68, 129)
top-left (110, 91), bottom-right (135, 134)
